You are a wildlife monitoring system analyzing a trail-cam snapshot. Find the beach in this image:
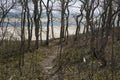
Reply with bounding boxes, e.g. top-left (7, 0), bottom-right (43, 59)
top-left (0, 26), bottom-right (83, 40)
